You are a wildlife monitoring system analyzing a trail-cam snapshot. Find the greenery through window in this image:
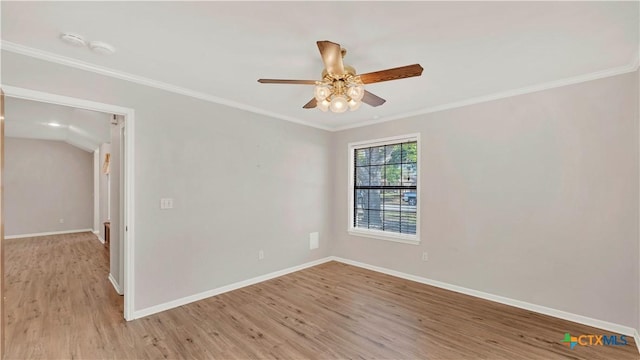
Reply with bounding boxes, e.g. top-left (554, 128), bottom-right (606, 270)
top-left (353, 140), bottom-right (417, 235)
